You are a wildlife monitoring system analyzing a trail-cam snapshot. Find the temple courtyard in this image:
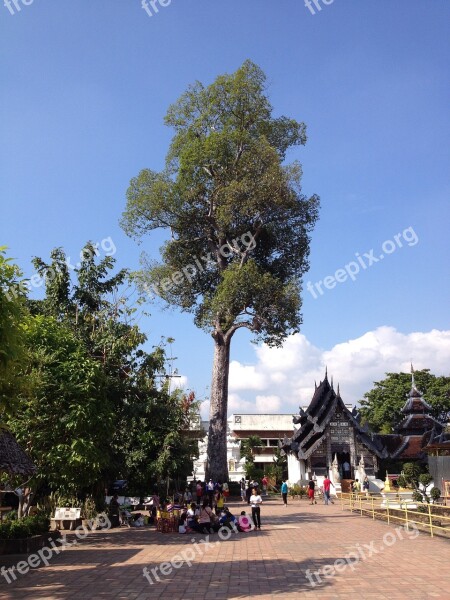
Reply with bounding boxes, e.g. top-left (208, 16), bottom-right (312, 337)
top-left (1, 498), bottom-right (449, 600)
